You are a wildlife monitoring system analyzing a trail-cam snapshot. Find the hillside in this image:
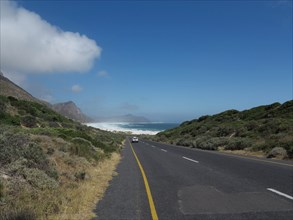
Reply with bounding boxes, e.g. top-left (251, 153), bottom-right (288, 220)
top-left (0, 72), bottom-right (92, 123)
top-left (52, 101), bottom-right (92, 123)
top-left (151, 101), bottom-right (293, 159)
top-left (0, 72), bottom-right (44, 105)
top-left (0, 94), bottom-right (124, 219)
